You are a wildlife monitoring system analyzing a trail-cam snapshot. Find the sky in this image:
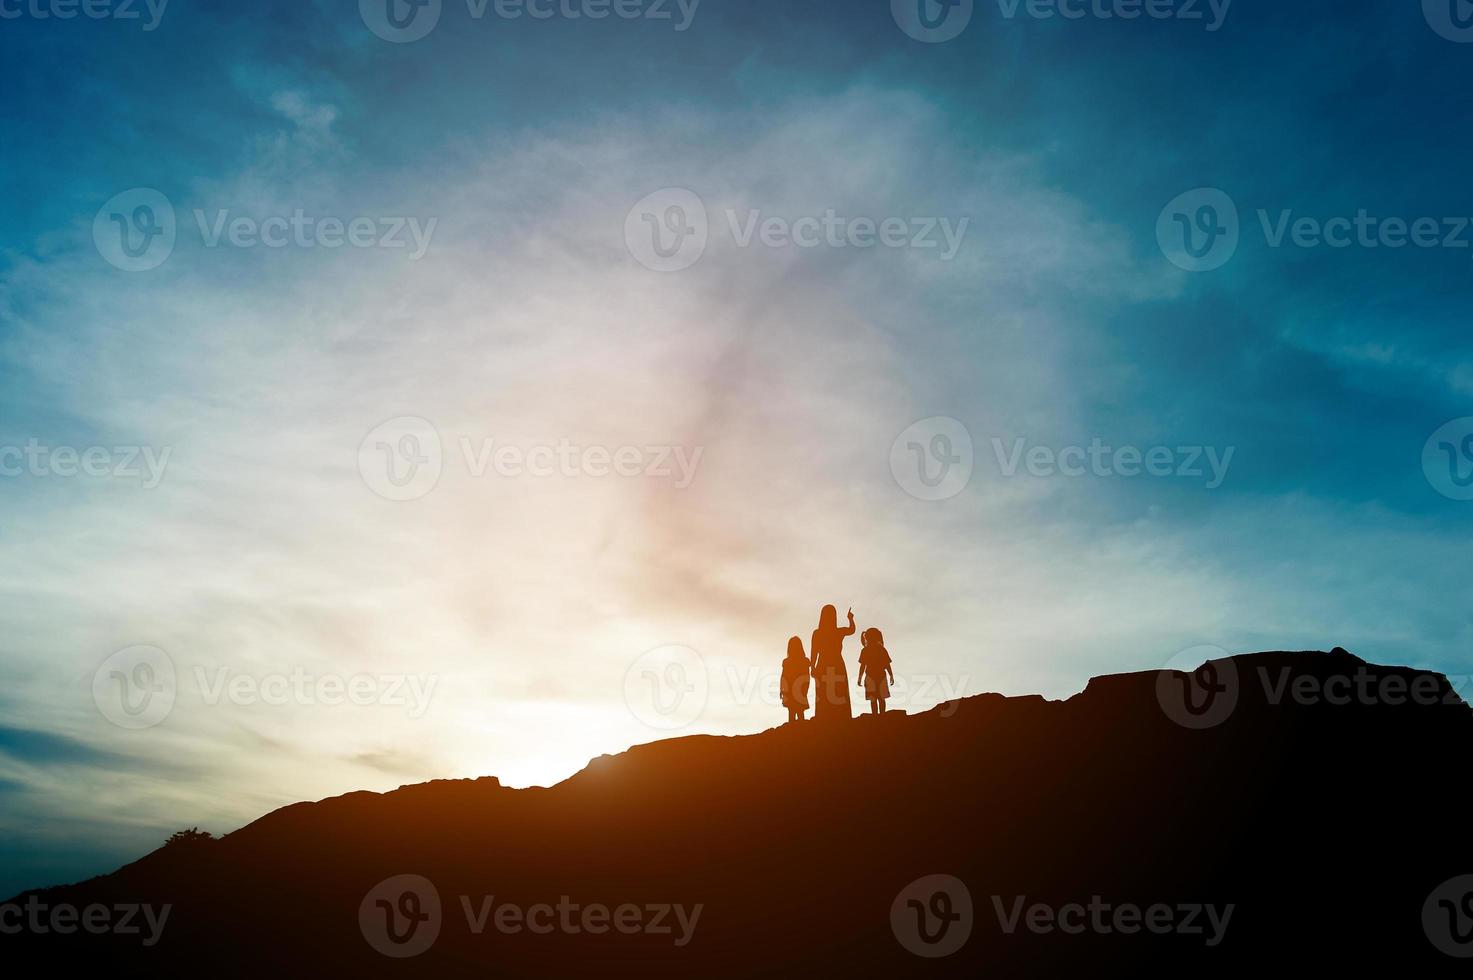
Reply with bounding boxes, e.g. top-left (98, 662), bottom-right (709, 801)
top-left (2, 0), bottom-right (1473, 896)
